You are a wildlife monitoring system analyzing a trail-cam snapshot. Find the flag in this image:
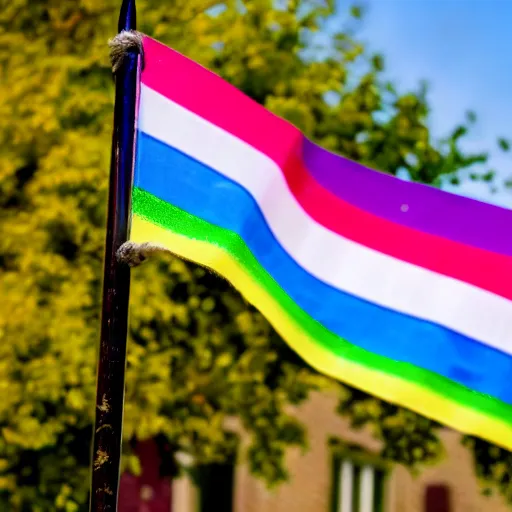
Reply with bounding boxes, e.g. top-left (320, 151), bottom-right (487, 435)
top-left (130, 36), bottom-right (512, 449)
